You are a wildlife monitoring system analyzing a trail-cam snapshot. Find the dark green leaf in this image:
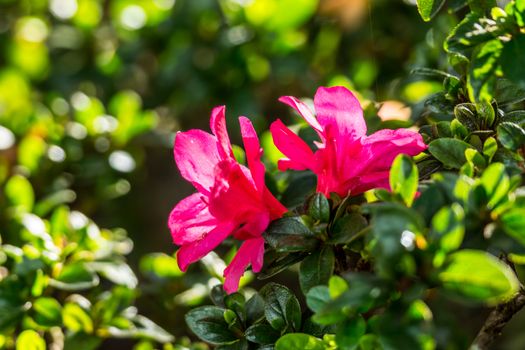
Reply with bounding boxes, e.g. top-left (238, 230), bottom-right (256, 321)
top-left (258, 252), bottom-right (309, 279)
top-left (264, 216), bottom-right (318, 253)
top-left (306, 286), bottom-right (331, 313)
top-left (307, 193), bottom-right (330, 223)
top-left (245, 293), bottom-right (265, 324)
top-left (497, 122), bottom-right (525, 151)
top-left (468, 0), bottom-right (496, 13)
top-left (428, 138), bottom-right (474, 169)
top-left (299, 246), bottom-right (335, 293)
top-left (501, 34), bottom-right (525, 89)
top-left (245, 323), bottom-right (280, 345)
top-left (185, 306), bottom-right (238, 345)
top-left (335, 316), bottom-right (367, 348)
top-left (0, 299), bottom-right (26, 332)
top-left (328, 213), bottom-right (368, 244)
top-left (455, 103), bottom-right (480, 131)
top-left (260, 283), bottom-right (301, 332)
top-left (494, 79), bottom-right (525, 105)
